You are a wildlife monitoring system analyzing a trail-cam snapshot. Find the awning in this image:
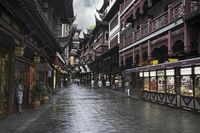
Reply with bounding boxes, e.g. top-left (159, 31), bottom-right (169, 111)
top-left (36, 63), bottom-right (53, 72)
top-left (126, 57), bottom-right (200, 73)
